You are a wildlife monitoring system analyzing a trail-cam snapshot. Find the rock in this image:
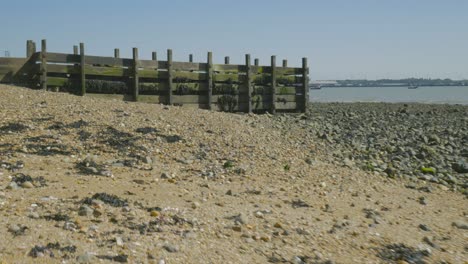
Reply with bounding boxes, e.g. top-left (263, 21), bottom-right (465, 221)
top-left (452, 161), bottom-right (468, 173)
top-left (191, 202), bottom-right (200, 209)
top-left (143, 156), bottom-right (152, 164)
top-left (163, 244), bottom-right (179, 253)
top-left (7, 181), bottom-right (19, 190)
top-left (77, 252), bottom-right (95, 263)
top-left (274, 222), bottom-right (283, 228)
top-left (78, 205), bottom-right (94, 217)
top-left (419, 224), bottom-right (431, 231)
top-left (99, 170), bottom-right (113, 177)
top-left (8, 224), bottom-right (21, 233)
top-left (234, 213), bottom-right (248, 225)
top-left (21, 181), bottom-right (34, 188)
top-left (115, 236), bottom-right (124, 246)
top-left (63, 221), bottom-right (77, 231)
top-left (452, 220), bottom-right (468, 230)
top-left (232, 226), bottom-right (242, 232)
top-left (28, 212), bottom-right (40, 219)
